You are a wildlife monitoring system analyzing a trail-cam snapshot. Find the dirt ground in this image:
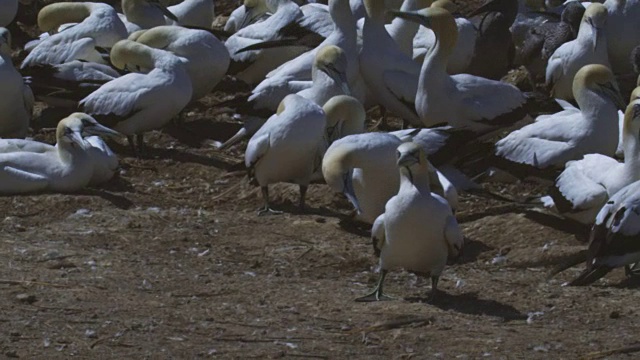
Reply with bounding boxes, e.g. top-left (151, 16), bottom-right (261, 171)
top-left (2, 0), bottom-right (639, 359)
